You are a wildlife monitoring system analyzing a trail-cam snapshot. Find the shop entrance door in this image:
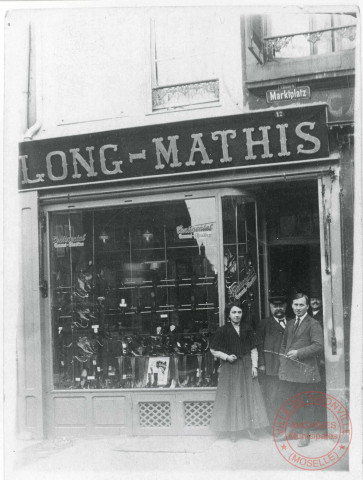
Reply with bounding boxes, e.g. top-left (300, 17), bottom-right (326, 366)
top-left (256, 180), bottom-right (322, 318)
top-left (269, 244), bottom-right (321, 316)
top-left (255, 173), bottom-right (348, 432)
